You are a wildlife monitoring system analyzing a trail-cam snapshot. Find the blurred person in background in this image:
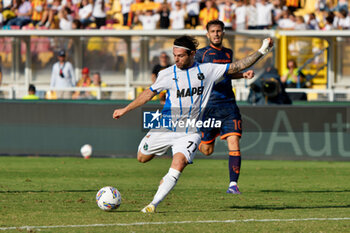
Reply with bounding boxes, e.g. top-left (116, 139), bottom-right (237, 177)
top-left (315, 0), bottom-right (328, 12)
top-left (333, 9), bottom-right (350, 30)
top-left (281, 59), bottom-right (300, 87)
top-left (185, 0), bottom-right (200, 28)
top-left (218, 0), bottom-right (234, 30)
top-left (233, 0), bottom-right (247, 30)
top-left (256, 0), bottom-right (273, 29)
top-left (36, 0), bottom-right (51, 27)
top-left (277, 9), bottom-right (295, 29)
top-left (78, 0), bottom-right (93, 28)
top-left (31, 0), bottom-right (45, 26)
top-left (58, 6), bottom-right (73, 29)
top-left (45, 0), bottom-right (63, 28)
top-left (1, 0), bottom-right (16, 25)
top-left (72, 18), bottom-right (82, 28)
top-left (89, 72), bottom-right (107, 98)
top-left (271, 0), bottom-right (283, 28)
top-left (22, 84), bottom-right (39, 100)
top-left (151, 52), bottom-right (171, 104)
top-left (322, 11), bottom-right (335, 30)
top-left (199, 0), bottom-right (218, 29)
top-left (77, 67), bottom-right (92, 87)
top-left (294, 15), bottom-right (307, 30)
top-left (134, 9), bottom-right (160, 30)
top-left (248, 62), bottom-right (292, 105)
top-left (73, 67), bottom-right (92, 99)
top-left (307, 13), bottom-right (320, 30)
top-left (92, 0), bottom-right (107, 28)
top-left (246, 0), bottom-right (258, 29)
top-left (120, 0), bottom-right (134, 26)
top-left (158, 2), bottom-right (170, 29)
top-left (151, 51), bottom-right (171, 83)
top-left (167, 0), bottom-right (186, 10)
top-left (50, 50), bottom-right (76, 99)
top-left (281, 59), bottom-right (308, 100)
top-left (6, 0), bottom-right (32, 28)
top-left (64, 0), bottom-right (79, 19)
top-left (169, 0), bottom-right (186, 29)
top-left (332, 0), bottom-right (348, 12)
